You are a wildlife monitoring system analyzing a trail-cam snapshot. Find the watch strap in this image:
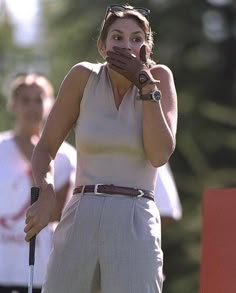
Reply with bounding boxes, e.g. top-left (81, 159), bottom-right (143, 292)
top-left (136, 89), bottom-right (162, 102)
